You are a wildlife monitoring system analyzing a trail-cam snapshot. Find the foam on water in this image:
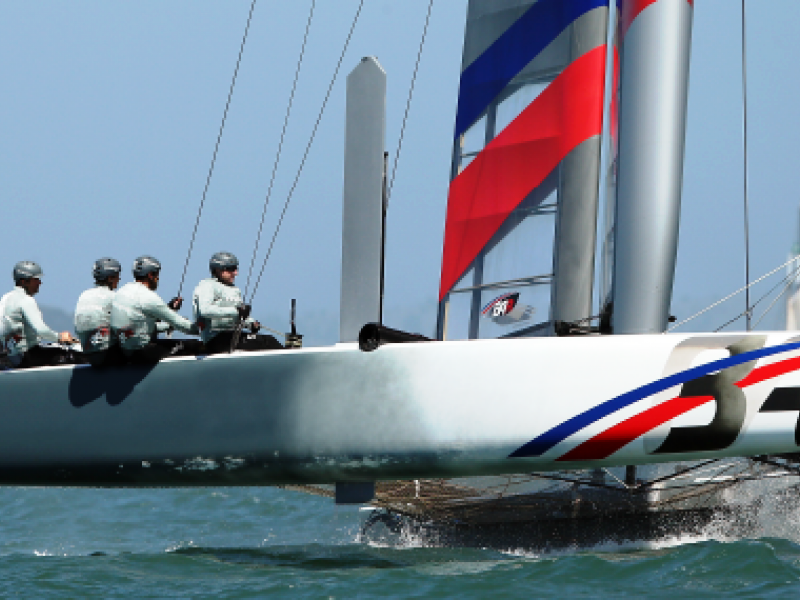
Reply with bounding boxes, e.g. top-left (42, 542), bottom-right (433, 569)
top-left (5, 484), bottom-right (800, 596)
